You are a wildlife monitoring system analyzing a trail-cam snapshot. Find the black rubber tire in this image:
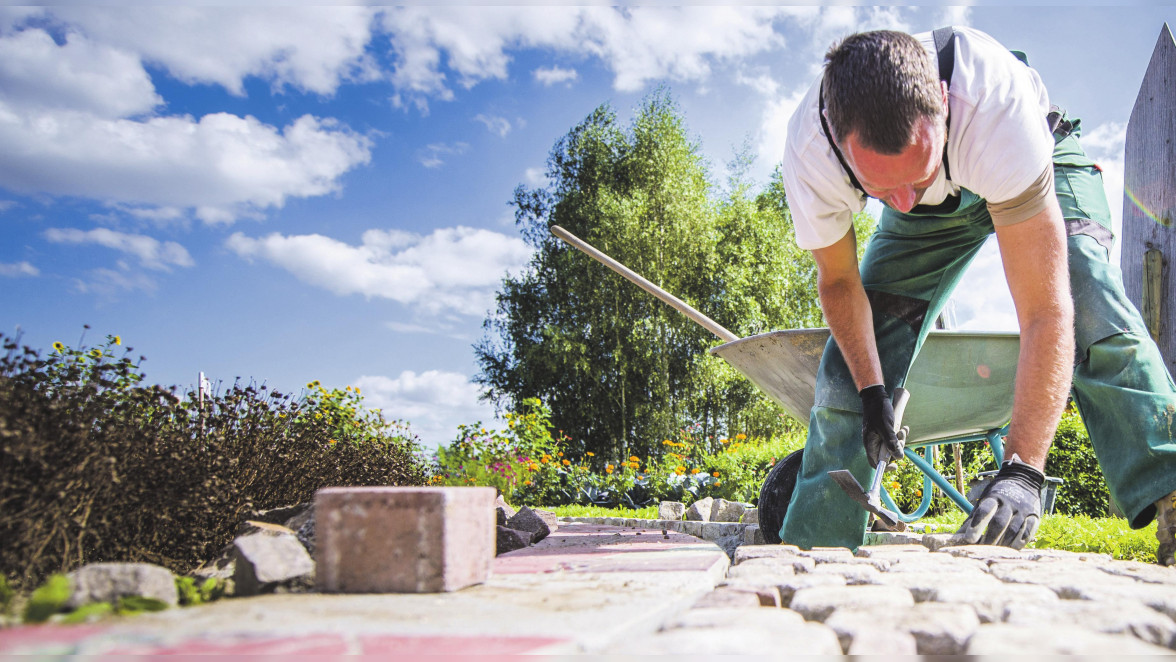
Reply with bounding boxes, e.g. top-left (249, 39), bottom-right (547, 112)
top-left (758, 449), bottom-right (804, 545)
